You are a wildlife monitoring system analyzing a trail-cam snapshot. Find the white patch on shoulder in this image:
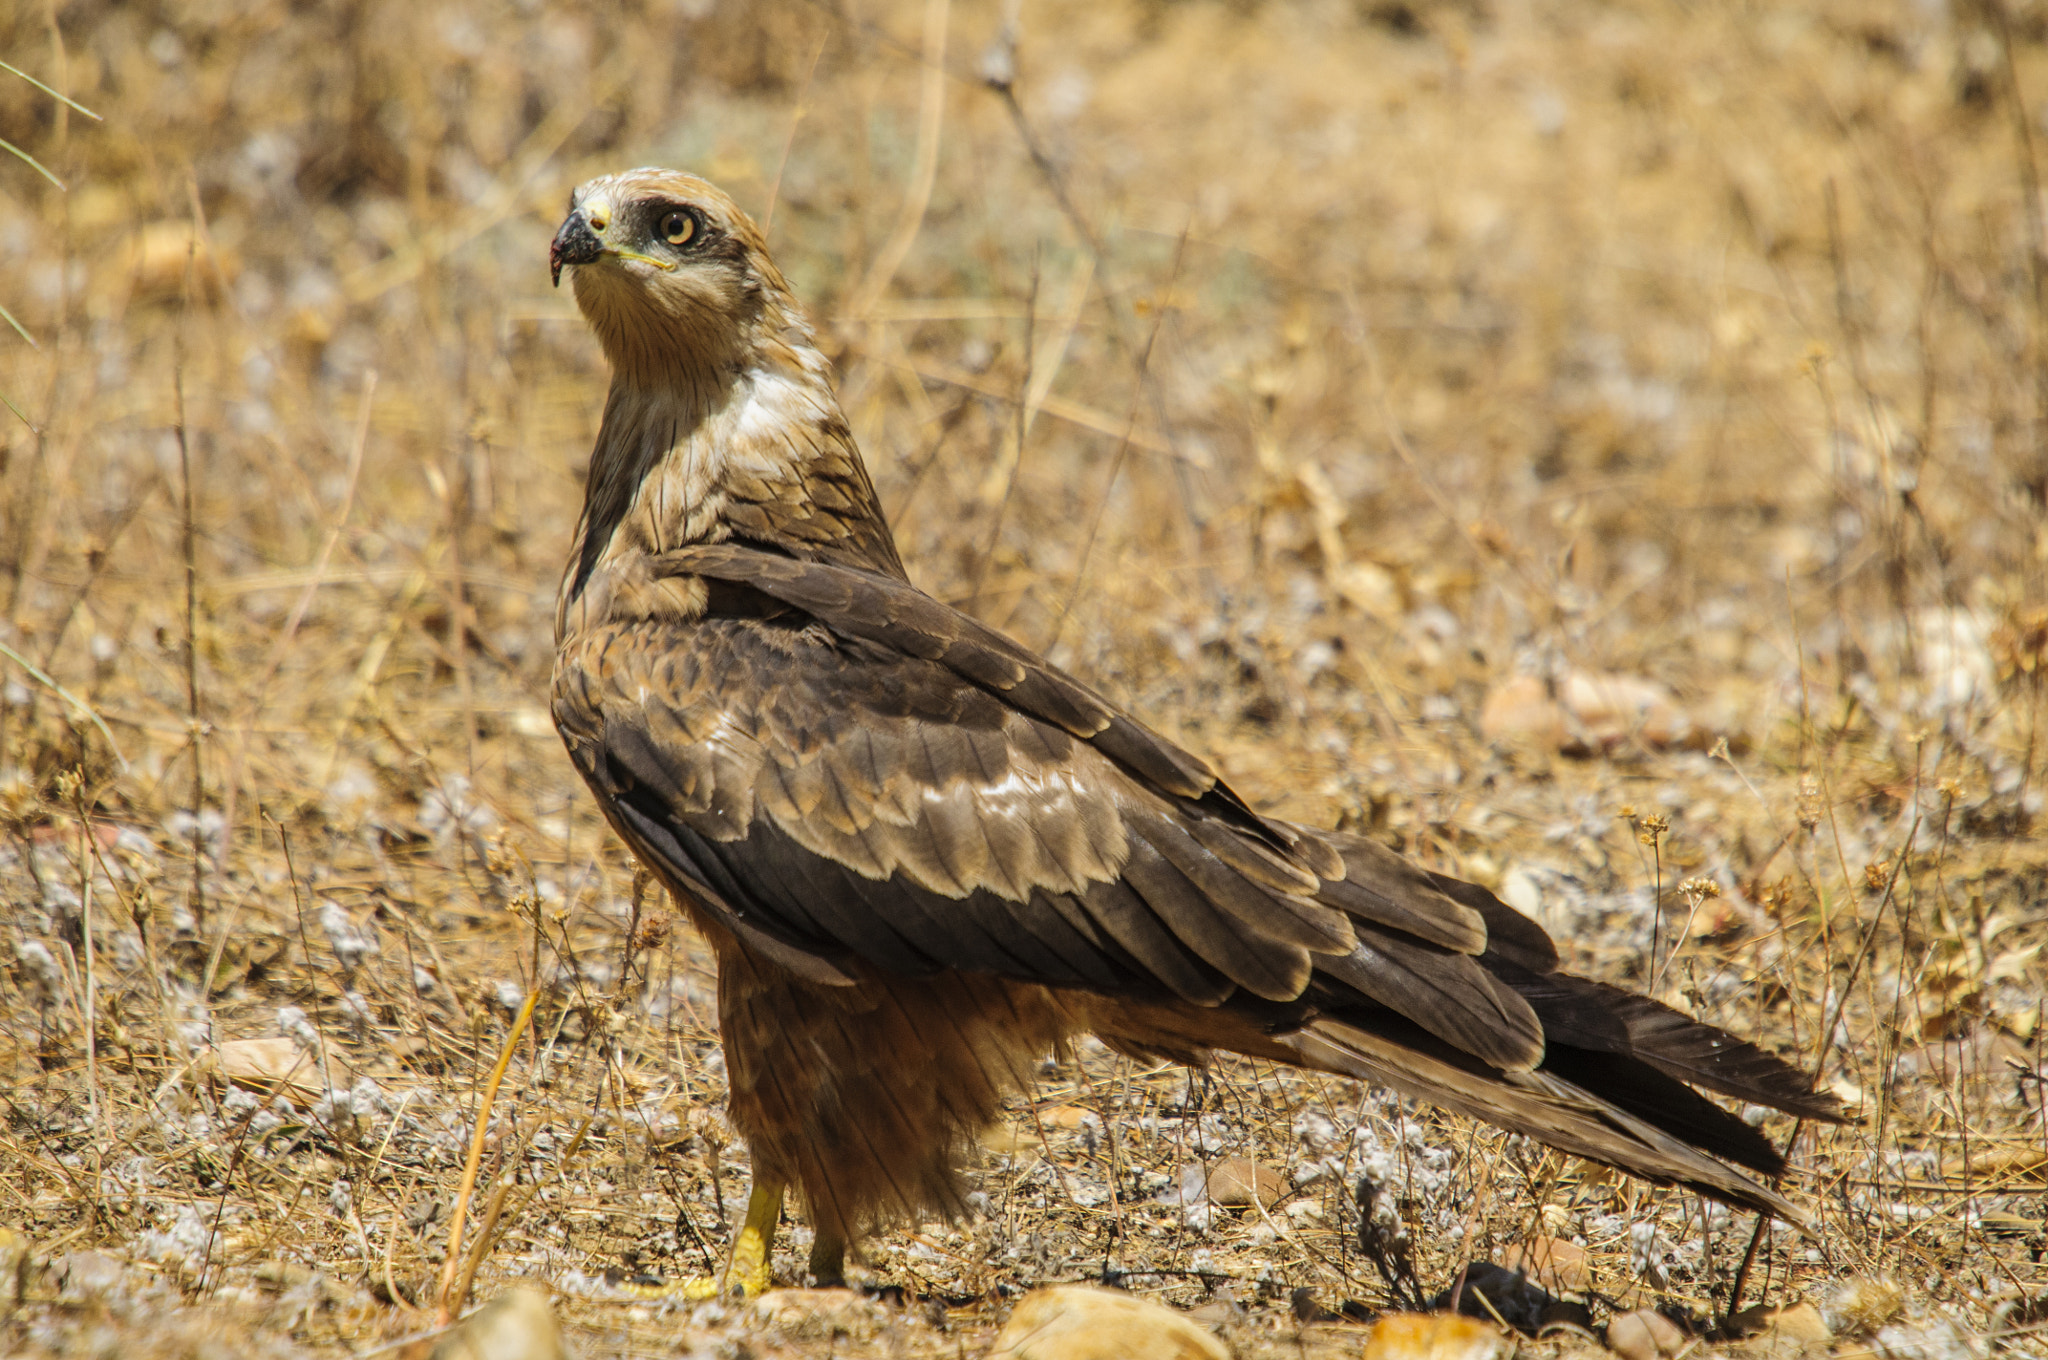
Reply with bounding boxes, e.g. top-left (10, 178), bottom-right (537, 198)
top-left (732, 370), bottom-right (815, 446)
